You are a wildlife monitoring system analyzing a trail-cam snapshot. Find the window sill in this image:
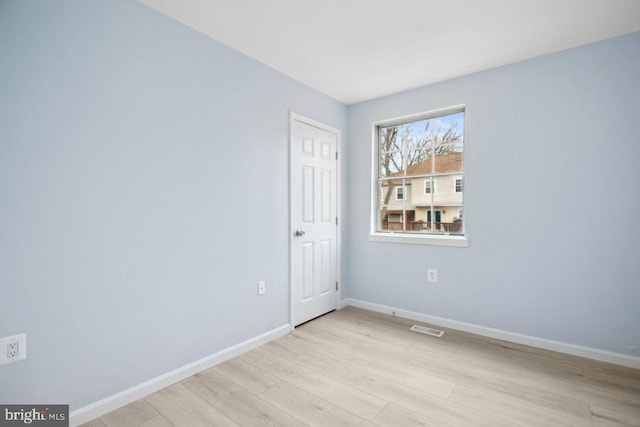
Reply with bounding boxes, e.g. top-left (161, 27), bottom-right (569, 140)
top-left (368, 232), bottom-right (469, 247)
